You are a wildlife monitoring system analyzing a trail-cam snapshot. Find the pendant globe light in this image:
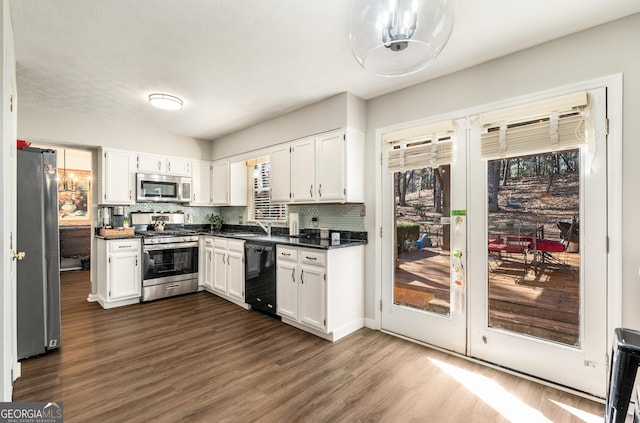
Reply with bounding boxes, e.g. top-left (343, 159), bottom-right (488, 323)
top-left (348, 0), bottom-right (455, 77)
